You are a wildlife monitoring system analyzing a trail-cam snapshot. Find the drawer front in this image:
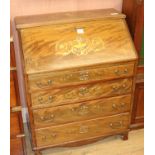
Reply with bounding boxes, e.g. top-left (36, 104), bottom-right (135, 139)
top-left (33, 95), bottom-right (131, 128)
top-left (10, 112), bottom-right (22, 137)
top-left (29, 63), bottom-right (134, 91)
top-left (35, 113), bottom-right (129, 147)
top-left (31, 78), bottom-right (133, 108)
